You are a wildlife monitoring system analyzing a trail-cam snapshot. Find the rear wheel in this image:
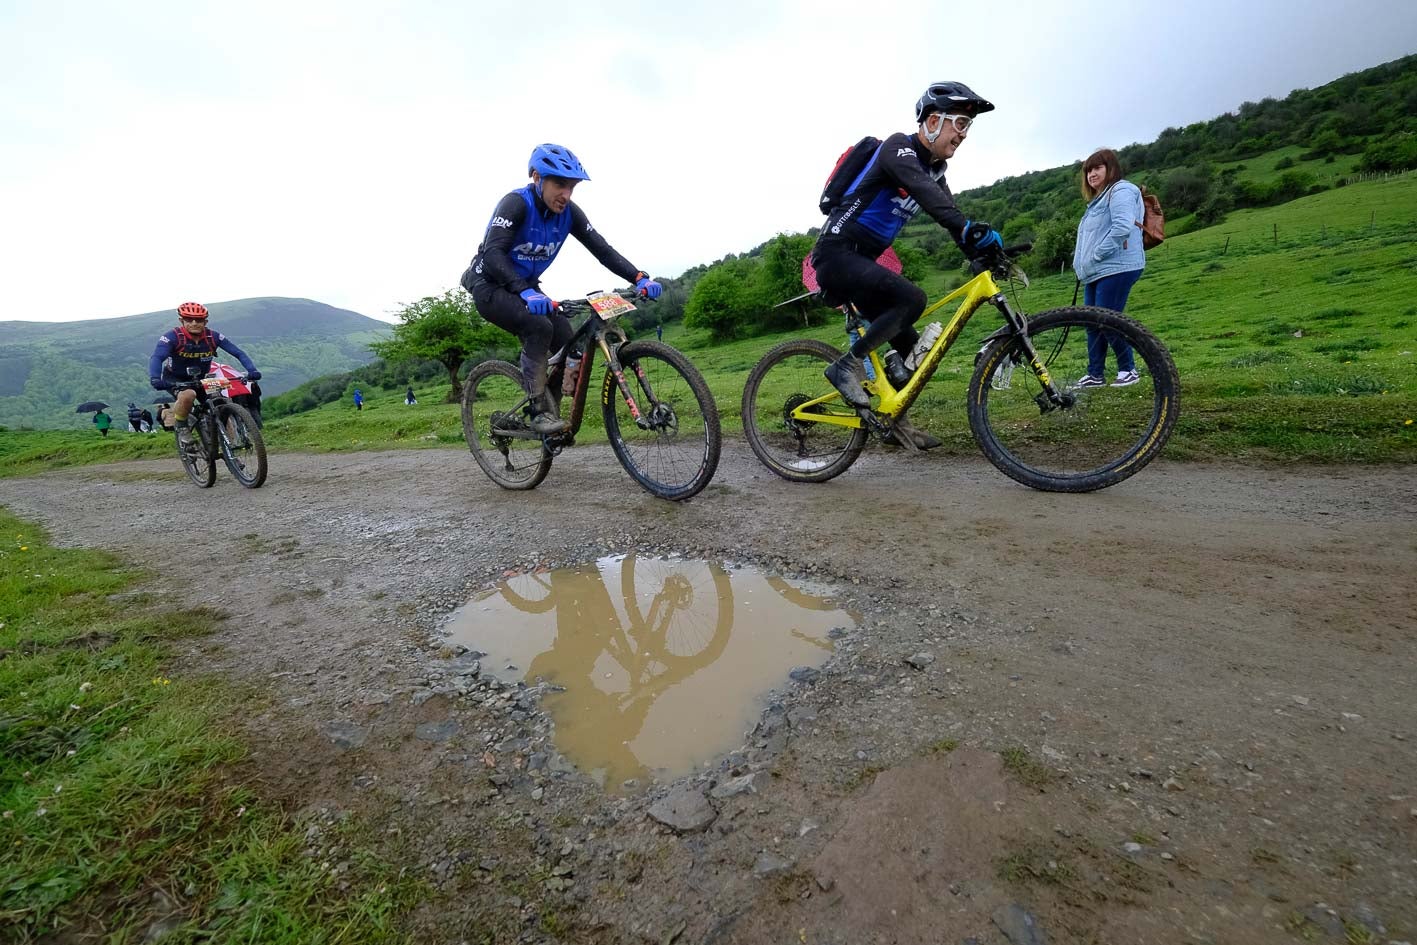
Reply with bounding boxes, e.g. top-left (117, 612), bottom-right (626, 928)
top-left (601, 341), bottom-right (720, 501)
top-left (177, 413), bottom-right (216, 488)
top-left (462, 359), bottom-right (553, 491)
top-left (741, 338), bottom-right (867, 483)
top-left (967, 306), bottom-right (1179, 492)
top-left (216, 402), bottom-right (268, 488)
